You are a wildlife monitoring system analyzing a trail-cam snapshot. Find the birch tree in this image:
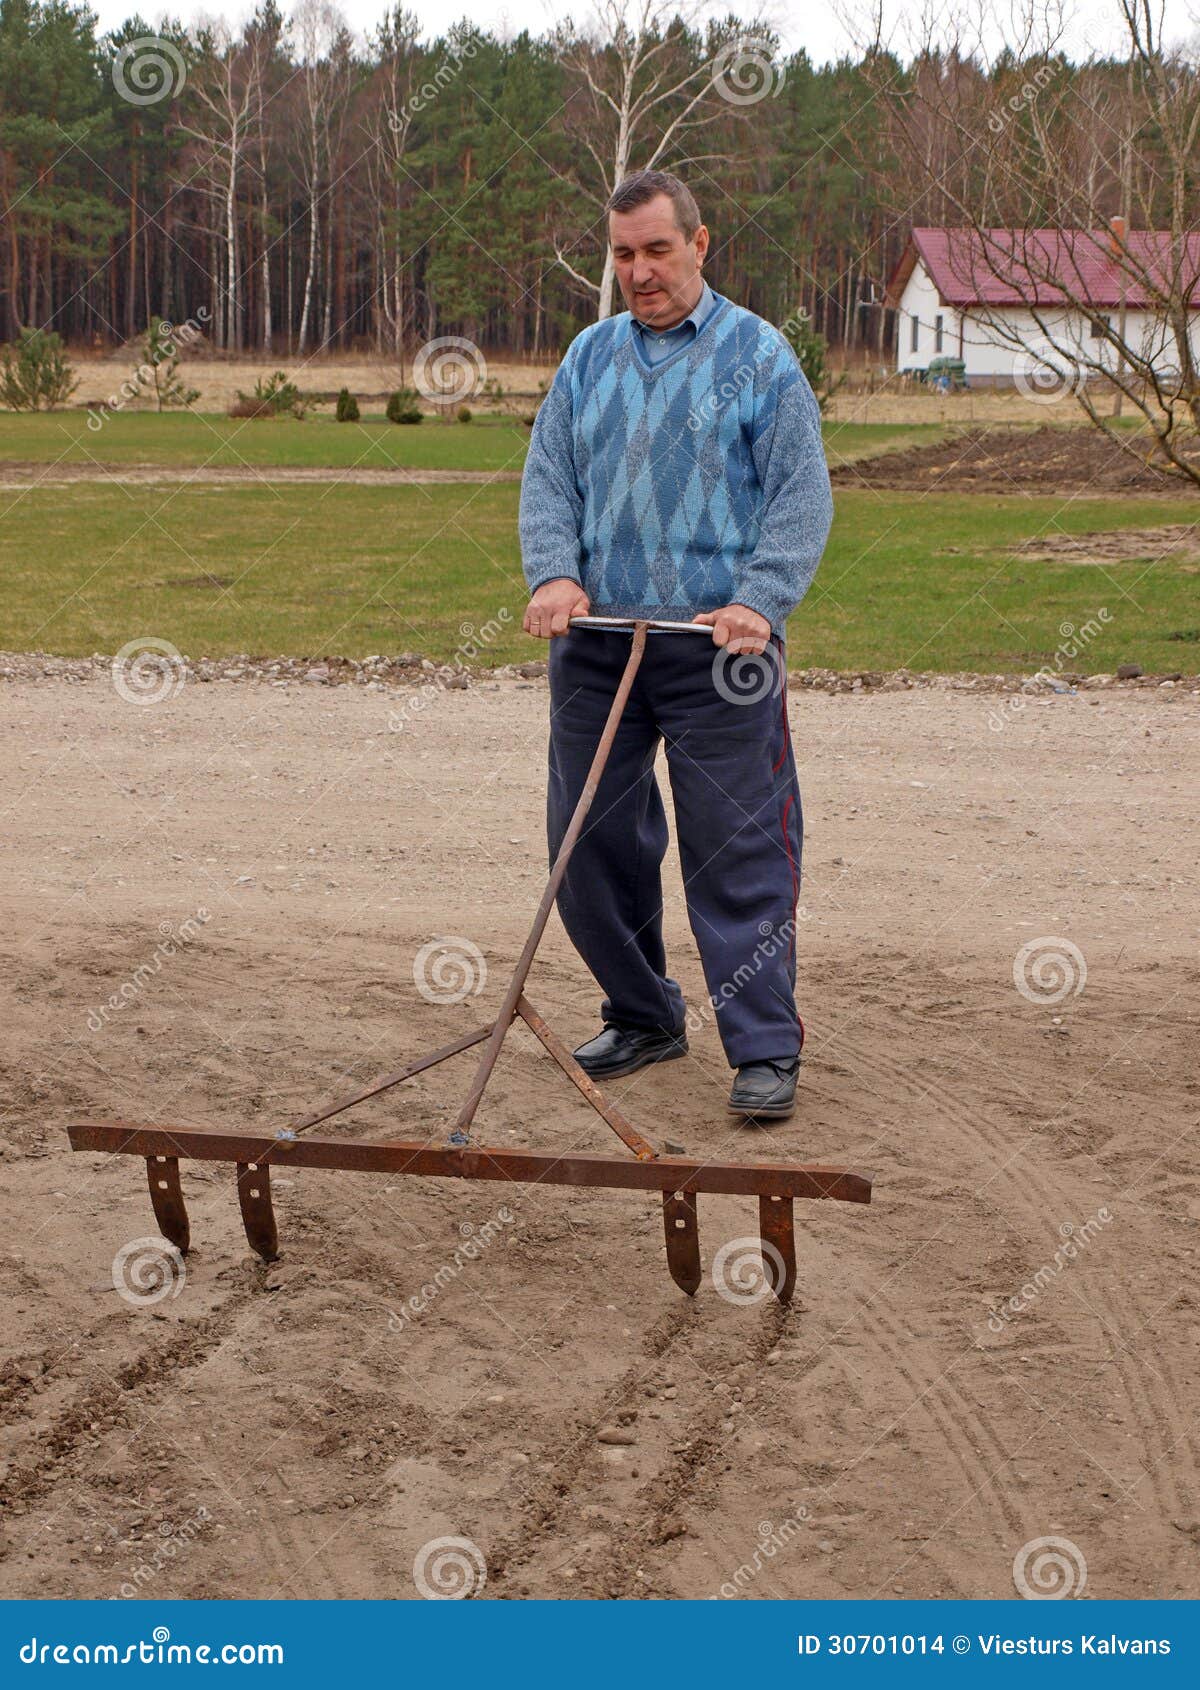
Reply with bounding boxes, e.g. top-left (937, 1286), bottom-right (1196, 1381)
top-left (363, 8), bottom-right (421, 355)
top-left (551, 0), bottom-right (777, 317)
top-left (291, 0), bottom-right (351, 353)
top-left (180, 23), bottom-right (259, 351)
